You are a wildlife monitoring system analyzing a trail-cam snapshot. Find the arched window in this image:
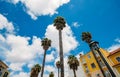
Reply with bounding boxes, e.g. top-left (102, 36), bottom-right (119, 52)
top-left (0, 69), bottom-right (2, 76)
top-left (116, 57), bottom-right (120, 62)
top-left (3, 72), bottom-right (8, 77)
